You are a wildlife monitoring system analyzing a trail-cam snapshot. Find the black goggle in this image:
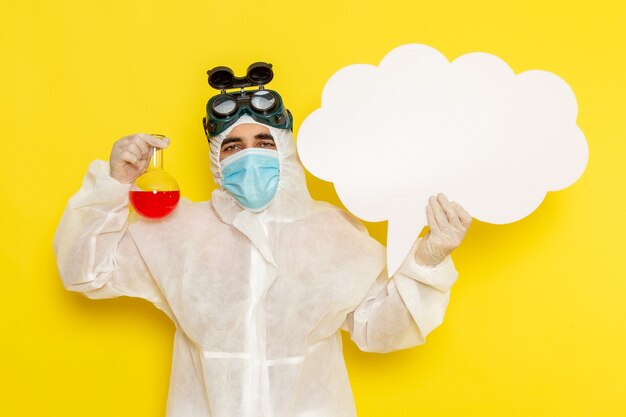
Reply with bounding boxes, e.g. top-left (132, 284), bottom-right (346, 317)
top-left (203, 62), bottom-right (293, 138)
